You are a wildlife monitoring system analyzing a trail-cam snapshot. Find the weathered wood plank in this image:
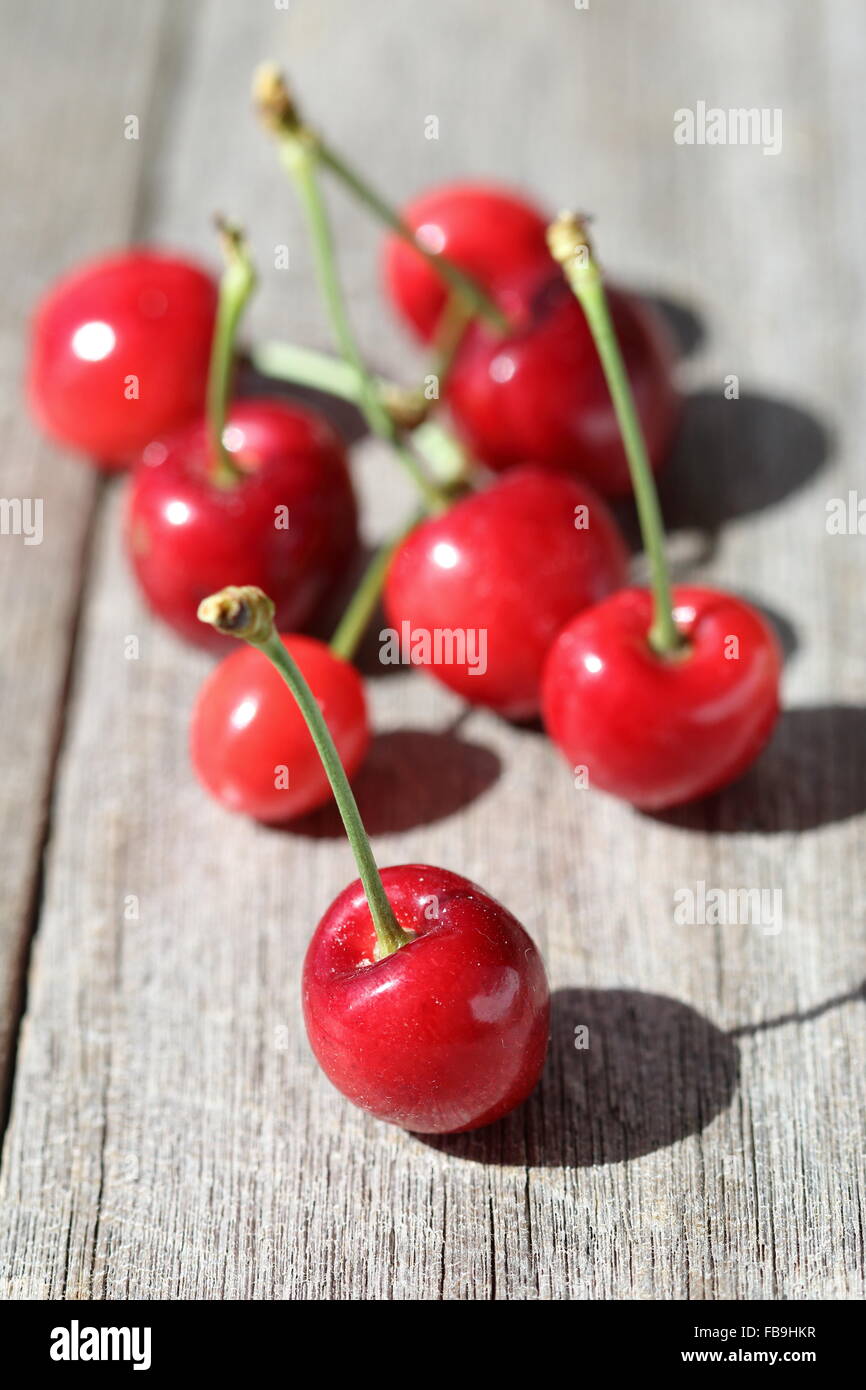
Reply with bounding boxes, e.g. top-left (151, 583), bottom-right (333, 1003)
top-left (1, 0), bottom-right (864, 1300)
top-left (0, 0), bottom-right (179, 1118)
